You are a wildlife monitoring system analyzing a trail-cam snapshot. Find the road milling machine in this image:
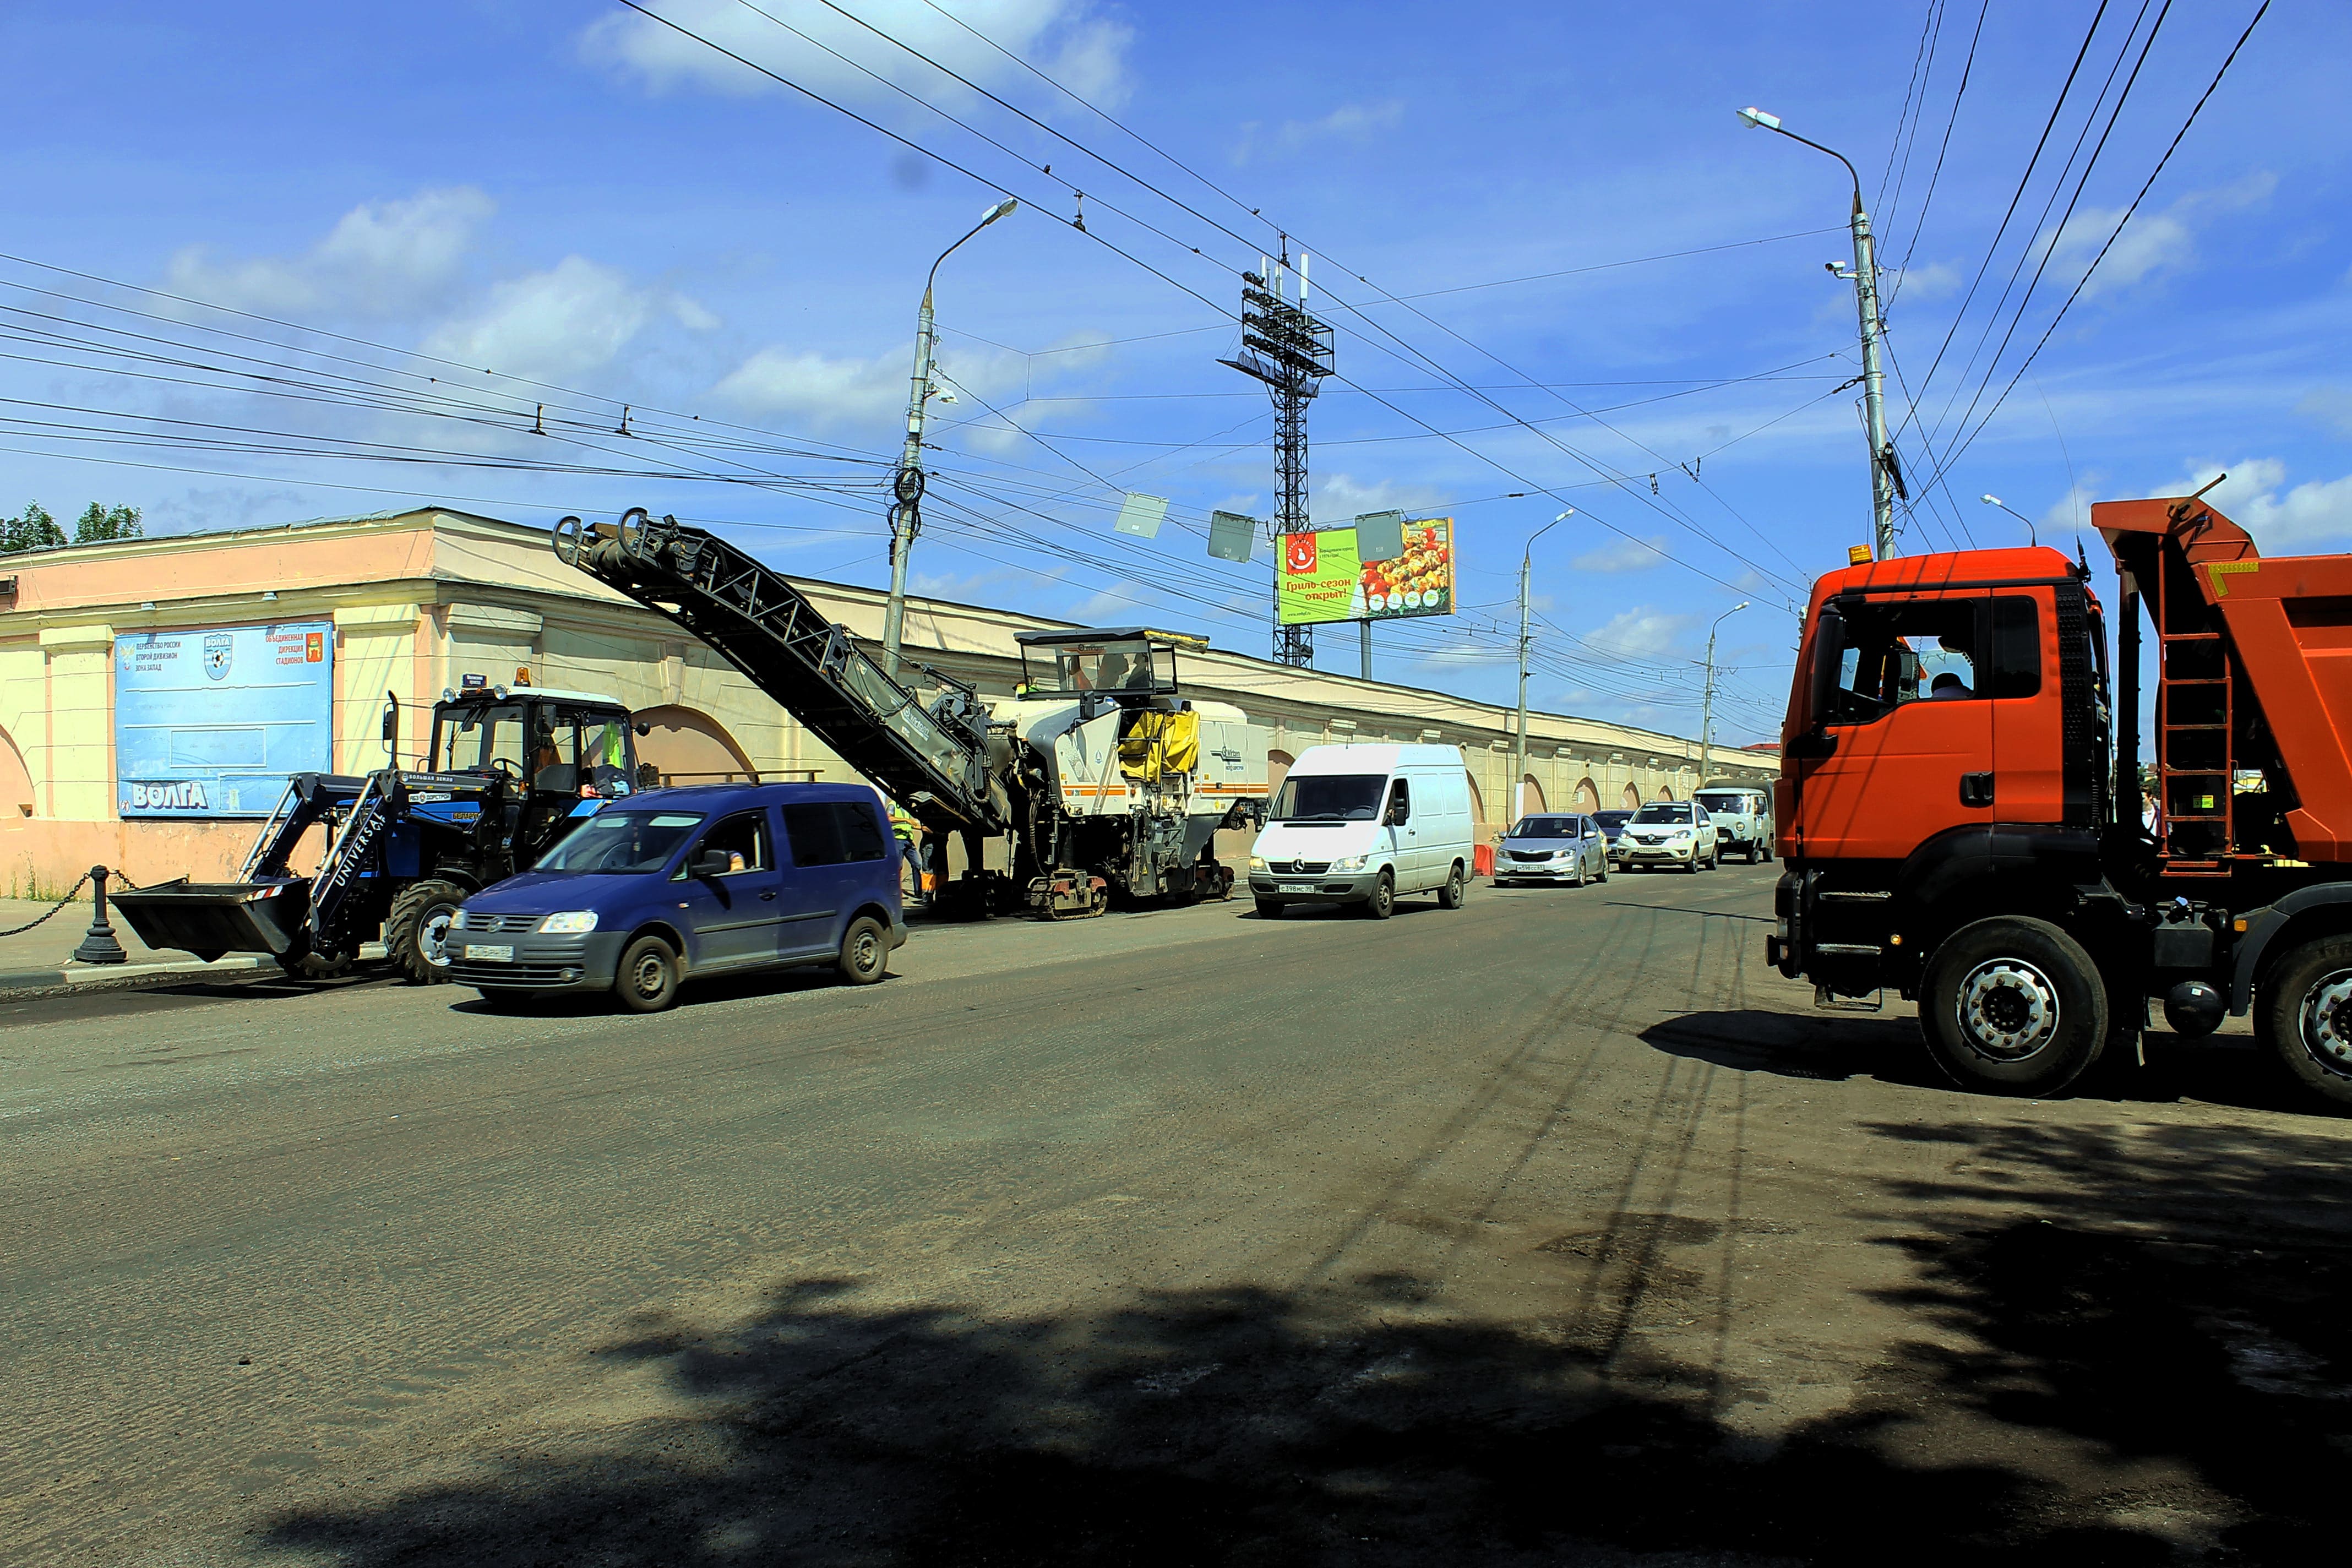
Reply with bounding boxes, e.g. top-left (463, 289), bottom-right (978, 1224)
top-left (554, 509), bottom-right (1266, 917)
